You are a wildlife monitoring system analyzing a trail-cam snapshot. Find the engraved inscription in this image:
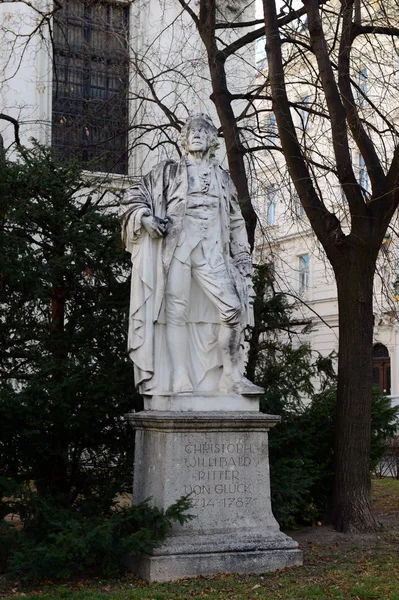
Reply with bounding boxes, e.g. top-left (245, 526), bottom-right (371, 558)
top-left (181, 438), bottom-right (257, 511)
top-left (184, 443), bottom-right (253, 454)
